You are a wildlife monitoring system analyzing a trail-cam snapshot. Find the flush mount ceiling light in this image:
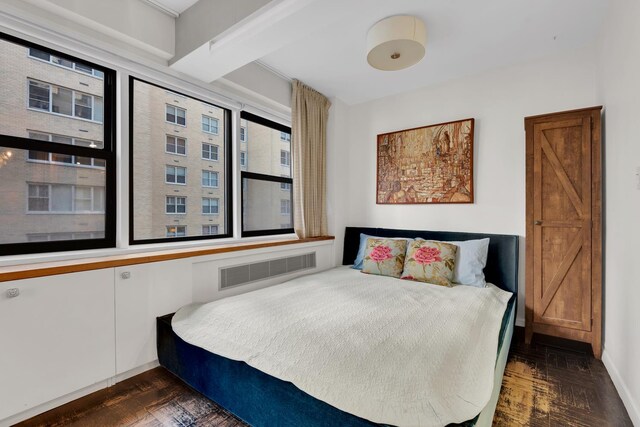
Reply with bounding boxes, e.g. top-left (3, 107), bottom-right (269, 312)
top-left (366, 15), bottom-right (426, 71)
